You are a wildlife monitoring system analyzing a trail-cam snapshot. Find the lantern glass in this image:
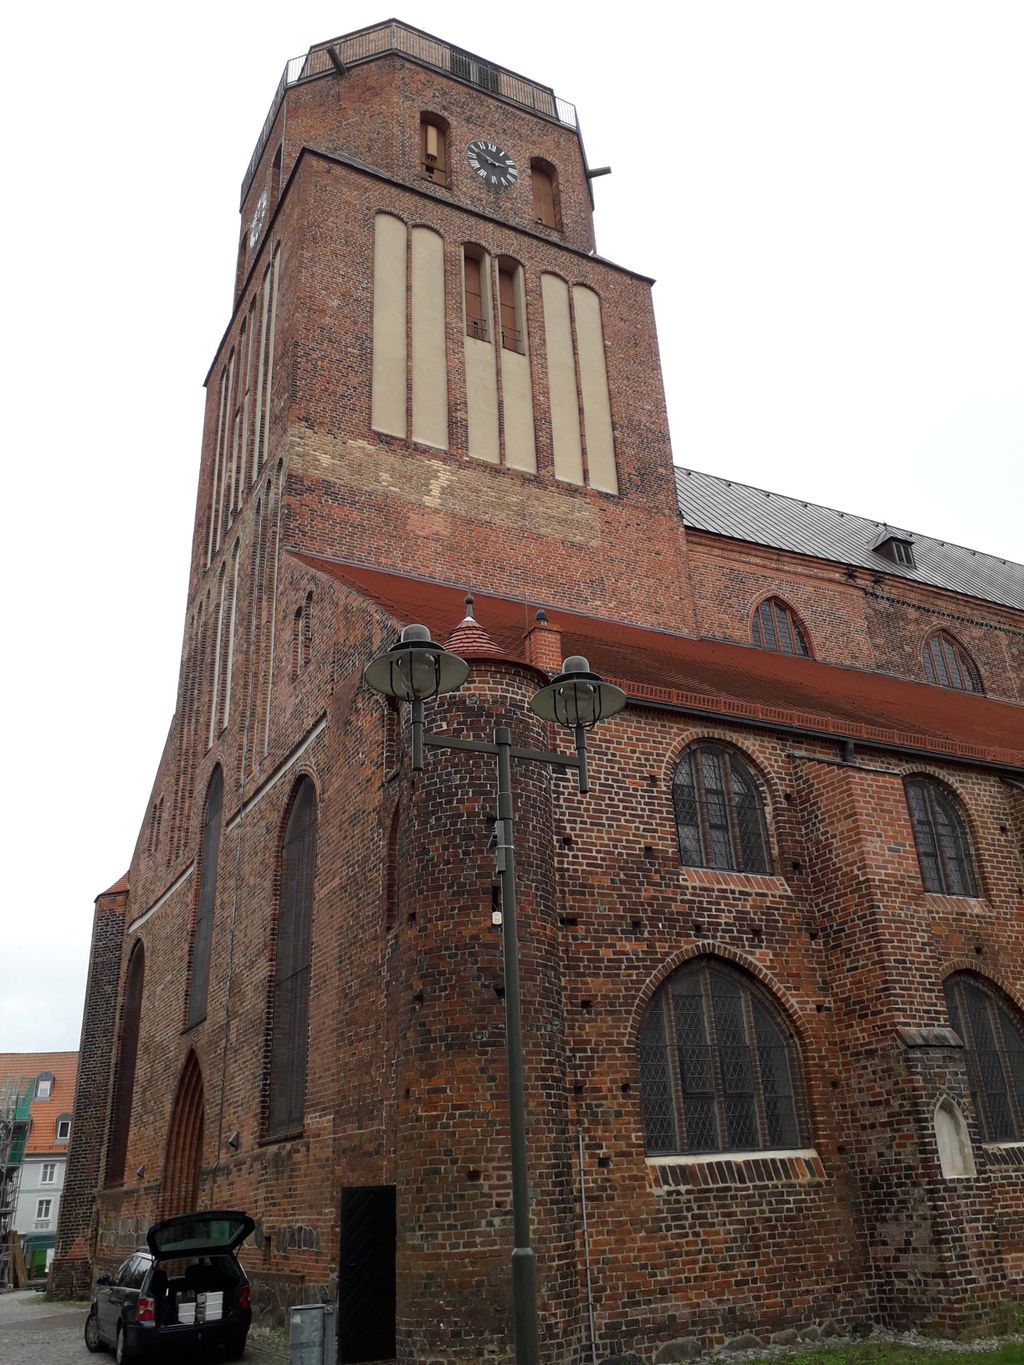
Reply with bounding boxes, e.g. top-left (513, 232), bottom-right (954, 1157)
top-left (363, 625), bottom-right (469, 702)
top-left (530, 656), bottom-right (626, 730)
